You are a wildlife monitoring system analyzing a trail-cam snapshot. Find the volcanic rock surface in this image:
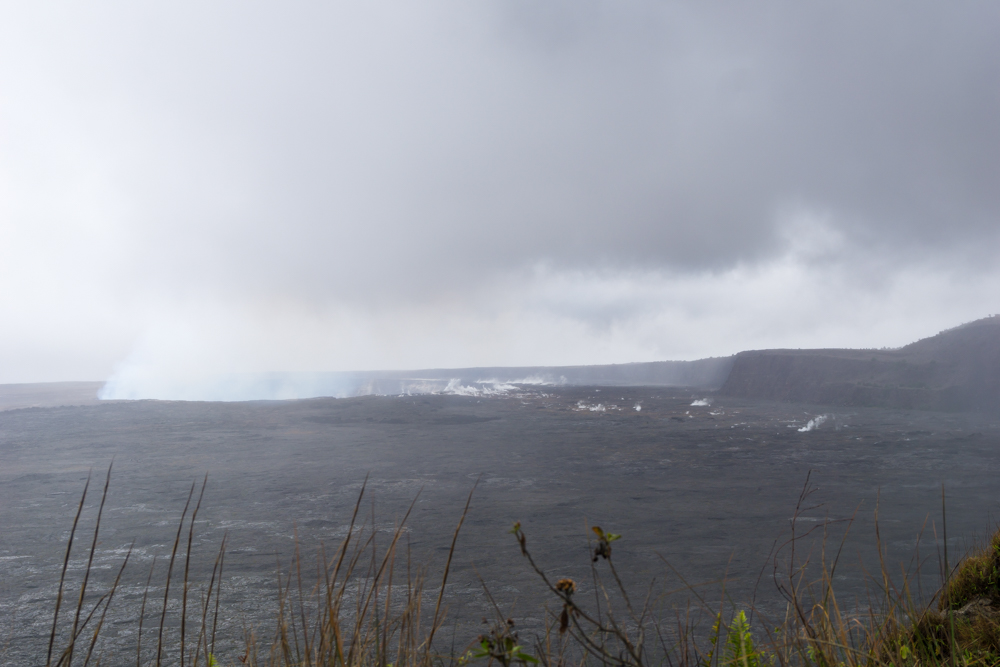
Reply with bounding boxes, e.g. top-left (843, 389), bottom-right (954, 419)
top-left (720, 316), bottom-right (1000, 411)
top-left (2, 387), bottom-right (1000, 664)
